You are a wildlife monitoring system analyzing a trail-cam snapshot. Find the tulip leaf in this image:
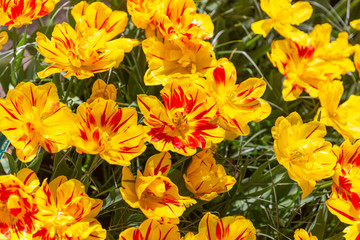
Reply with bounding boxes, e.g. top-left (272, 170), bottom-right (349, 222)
top-left (3, 152), bottom-right (18, 174)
